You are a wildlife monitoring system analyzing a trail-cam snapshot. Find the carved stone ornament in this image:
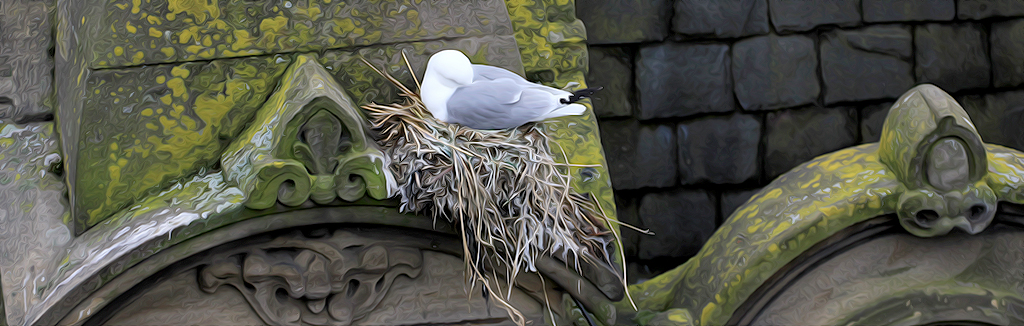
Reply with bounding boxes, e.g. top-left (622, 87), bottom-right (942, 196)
top-left (220, 54), bottom-right (395, 210)
top-left (198, 229), bottom-right (423, 325)
top-left (878, 85), bottom-right (997, 237)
